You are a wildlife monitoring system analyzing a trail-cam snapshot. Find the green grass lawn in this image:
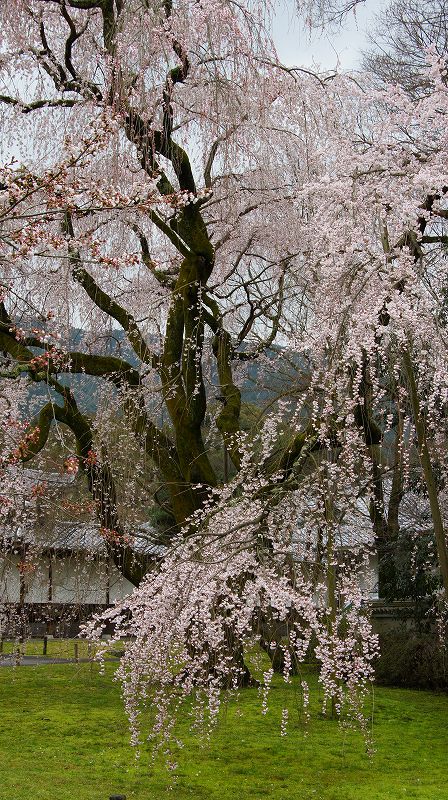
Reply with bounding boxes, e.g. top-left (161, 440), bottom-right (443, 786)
top-left (0, 637), bottom-right (115, 660)
top-left (0, 661), bottom-right (447, 800)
